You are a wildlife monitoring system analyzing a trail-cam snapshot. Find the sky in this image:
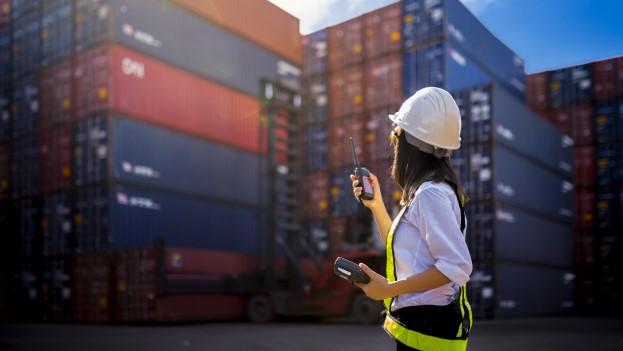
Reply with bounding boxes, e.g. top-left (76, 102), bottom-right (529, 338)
top-left (268, 0), bottom-right (623, 73)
